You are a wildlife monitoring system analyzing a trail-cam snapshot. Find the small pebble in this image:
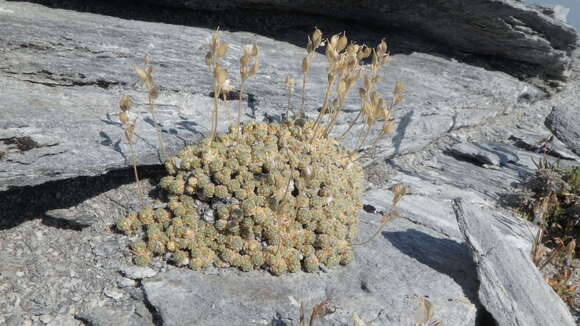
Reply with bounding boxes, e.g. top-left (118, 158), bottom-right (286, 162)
top-left (119, 266), bottom-right (157, 279)
top-left (39, 314), bottom-right (54, 324)
top-left (116, 277), bottom-right (137, 288)
top-left (104, 287), bottom-right (123, 301)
